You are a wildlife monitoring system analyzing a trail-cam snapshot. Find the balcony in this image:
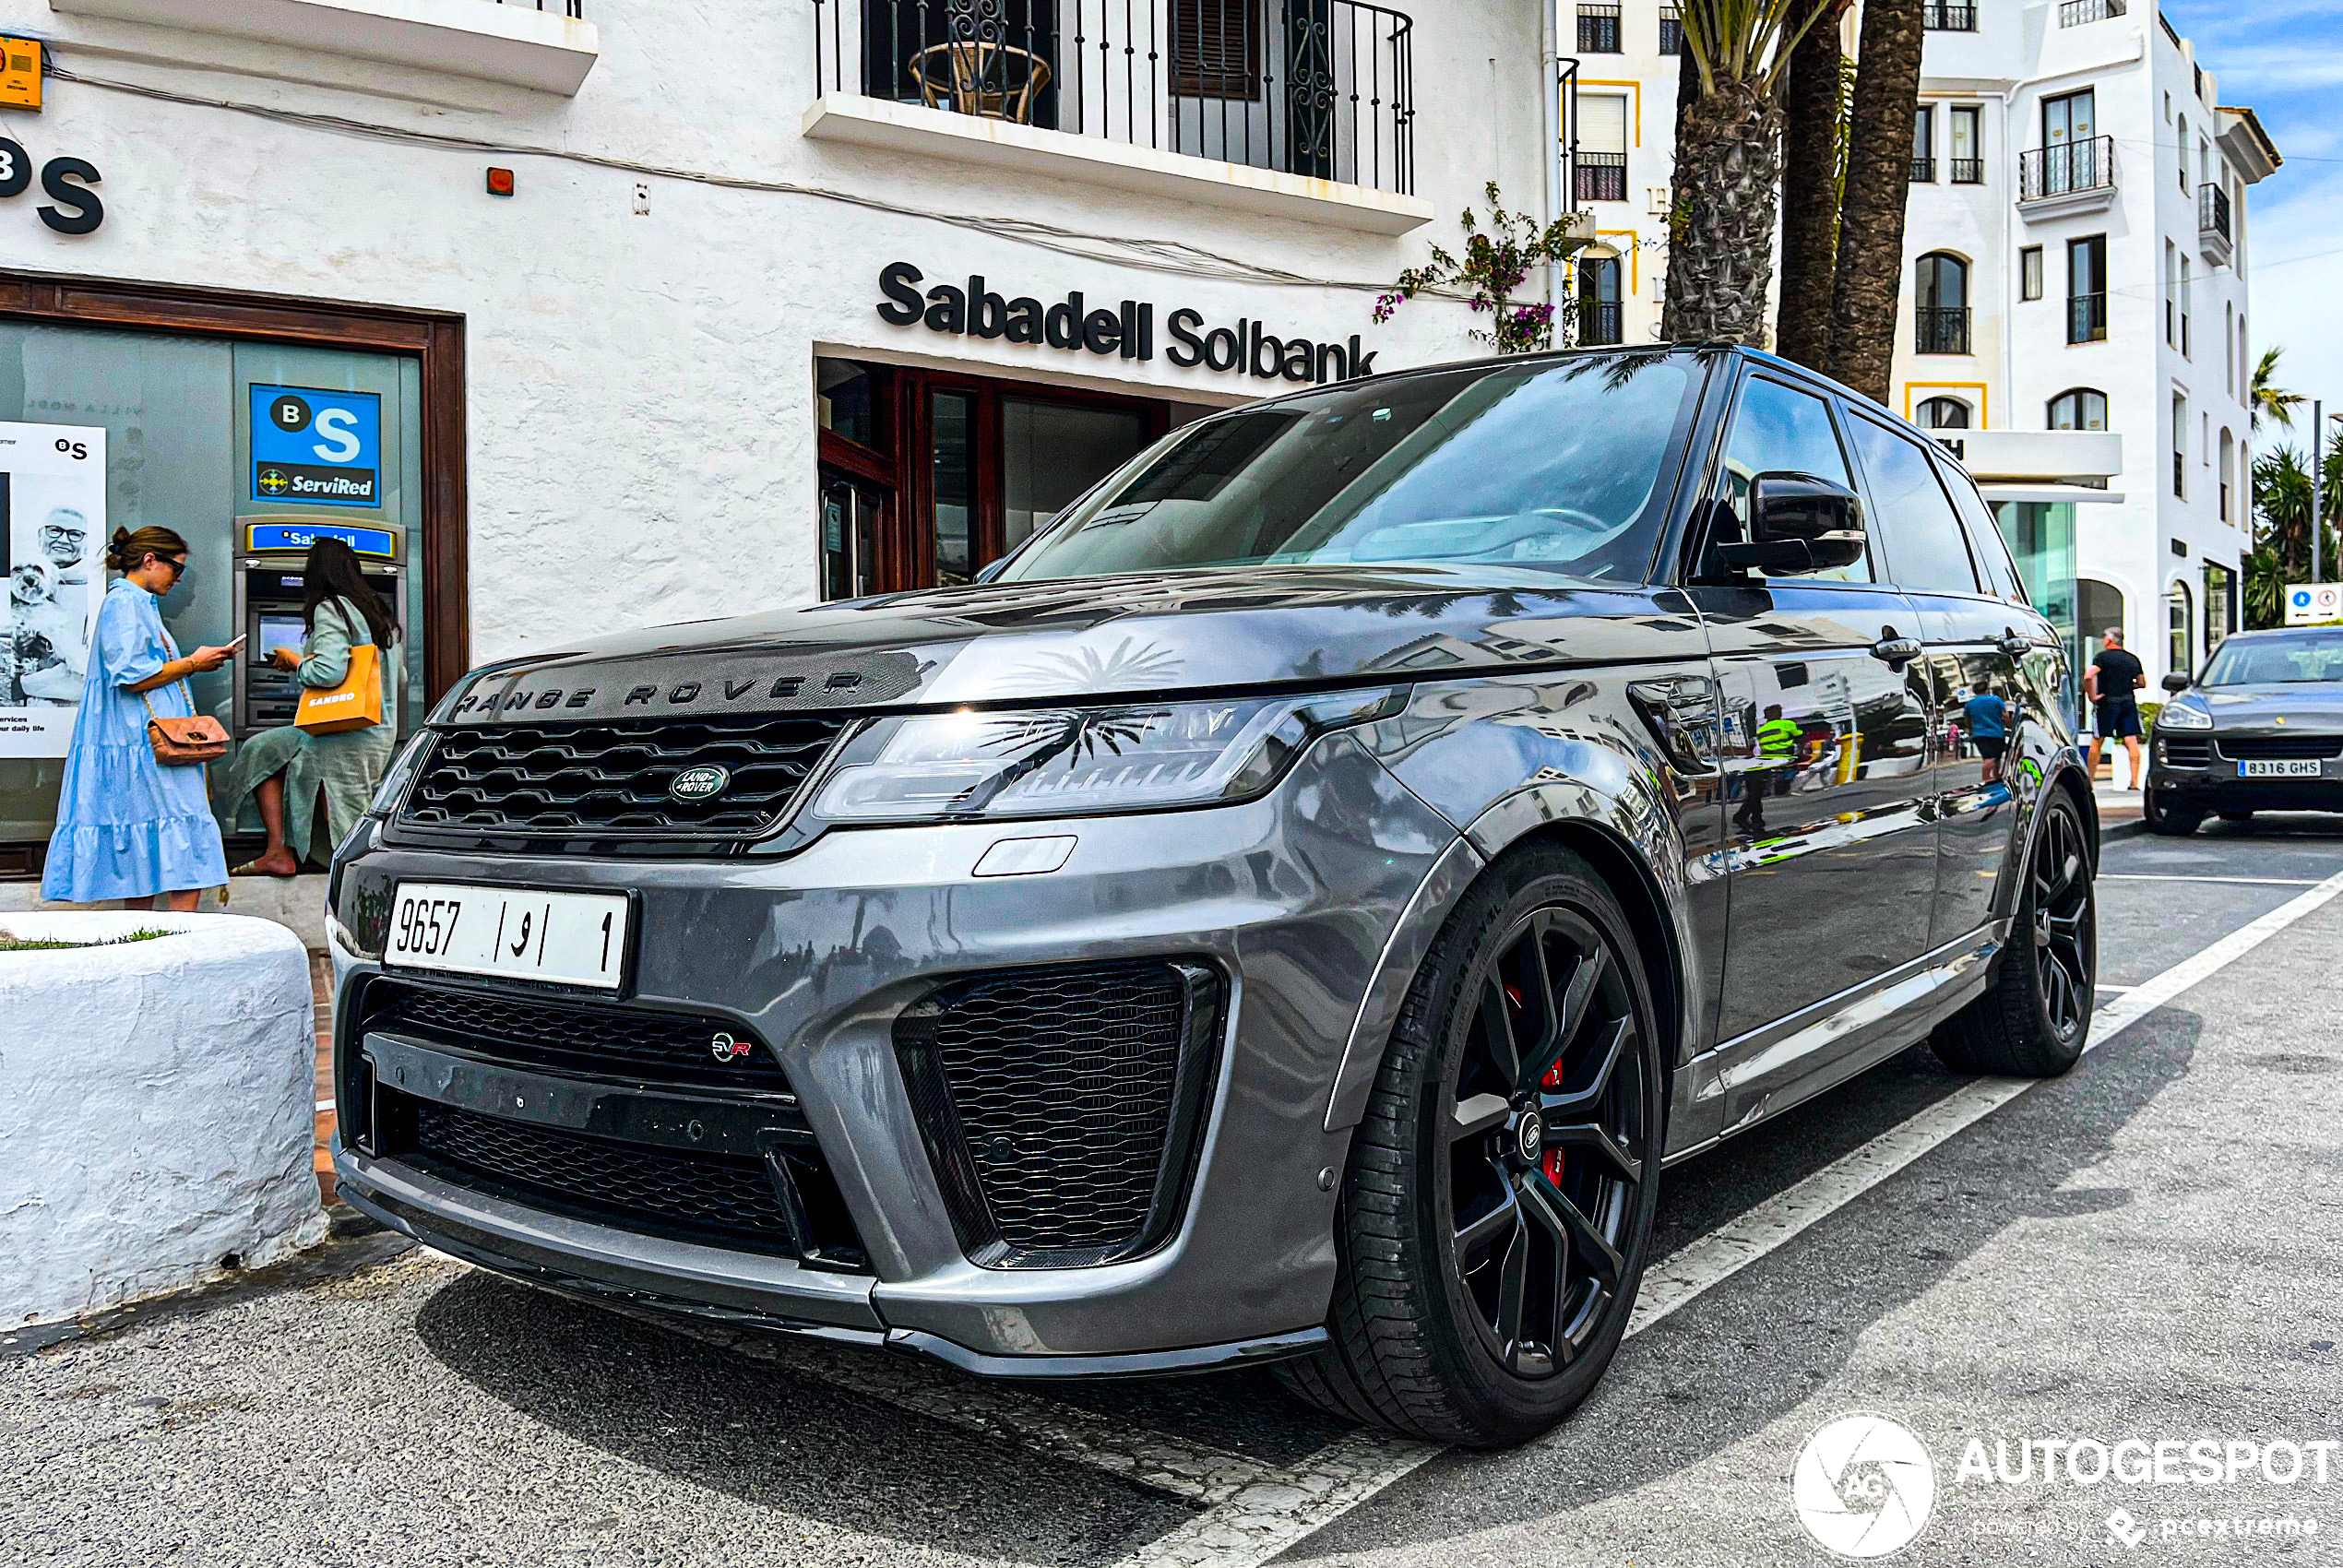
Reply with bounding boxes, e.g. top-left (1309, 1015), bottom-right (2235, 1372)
top-left (1909, 157), bottom-right (1936, 184)
top-left (1577, 301), bottom-right (1623, 346)
top-left (2067, 291), bottom-right (2108, 345)
top-left (2059, 0), bottom-right (2126, 23)
top-left (48, 0), bottom-right (598, 92)
top-left (2017, 136), bottom-right (2116, 220)
top-left (2199, 182), bottom-right (2233, 267)
top-left (1922, 2), bottom-right (1977, 30)
top-left (1576, 151), bottom-right (1628, 204)
top-left (1576, 4), bottom-right (1621, 53)
top-left (1949, 157), bottom-right (1983, 184)
top-left (803, 0), bottom-right (1433, 234)
top-left (1915, 307), bottom-right (1971, 356)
